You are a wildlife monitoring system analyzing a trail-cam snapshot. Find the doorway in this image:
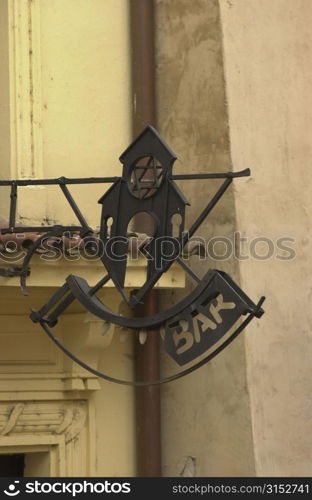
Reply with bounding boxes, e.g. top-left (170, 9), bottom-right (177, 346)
top-left (0, 451), bottom-right (51, 477)
top-left (0, 454), bottom-right (24, 477)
